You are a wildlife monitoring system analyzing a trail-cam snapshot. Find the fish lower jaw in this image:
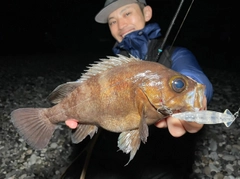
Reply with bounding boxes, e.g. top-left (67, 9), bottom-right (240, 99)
top-left (194, 107), bottom-right (201, 112)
